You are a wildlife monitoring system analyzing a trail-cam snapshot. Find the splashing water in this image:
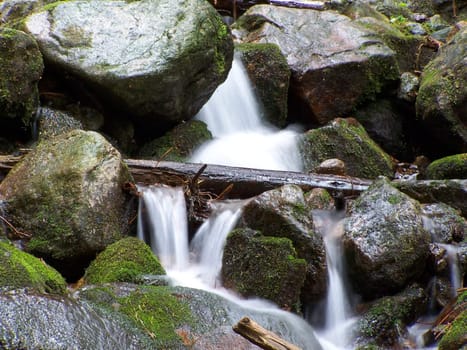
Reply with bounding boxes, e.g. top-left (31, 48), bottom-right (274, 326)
top-left (311, 210), bottom-right (357, 349)
top-left (191, 54), bottom-right (303, 172)
top-left (137, 186), bottom-right (324, 349)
